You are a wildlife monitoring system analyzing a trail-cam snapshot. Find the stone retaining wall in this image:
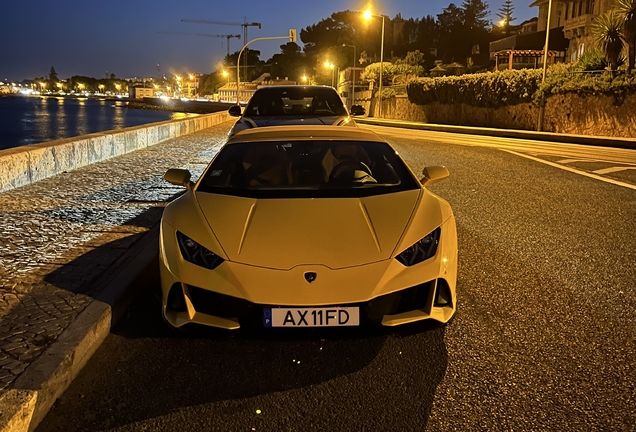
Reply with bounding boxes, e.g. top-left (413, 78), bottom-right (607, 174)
top-left (0, 112), bottom-right (230, 192)
top-left (356, 93), bottom-right (636, 138)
